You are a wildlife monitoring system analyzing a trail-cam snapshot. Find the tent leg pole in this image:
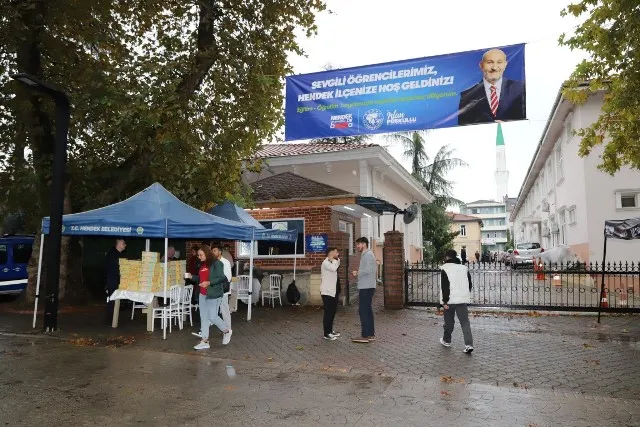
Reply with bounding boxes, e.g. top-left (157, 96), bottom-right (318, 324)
top-left (145, 239), bottom-right (150, 251)
top-left (293, 240), bottom-right (297, 281)
top-left (163, 237), bottom-right (168, 339)
top-left (248, 240), bottom-right (254, 321)
top-left (33, 233), bottom-right (45, 329)
top-left (597, 236), bottom-right (608, 324)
